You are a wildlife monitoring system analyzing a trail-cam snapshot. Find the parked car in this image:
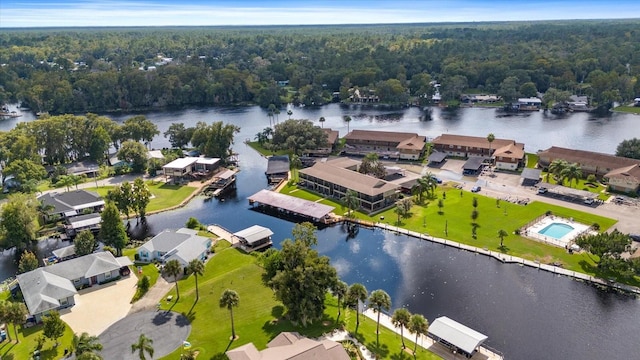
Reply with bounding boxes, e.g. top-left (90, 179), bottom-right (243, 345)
top-left (537, 187), bottom-right (548, 194)
top-left (430, 175), bottom-right (443, 184)
top-left (471, 186), bottom-right (481, 193)
top-left (630, 234), bottom-right (640, 242)
top-left (583, 198), bottom-right (595, 205)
